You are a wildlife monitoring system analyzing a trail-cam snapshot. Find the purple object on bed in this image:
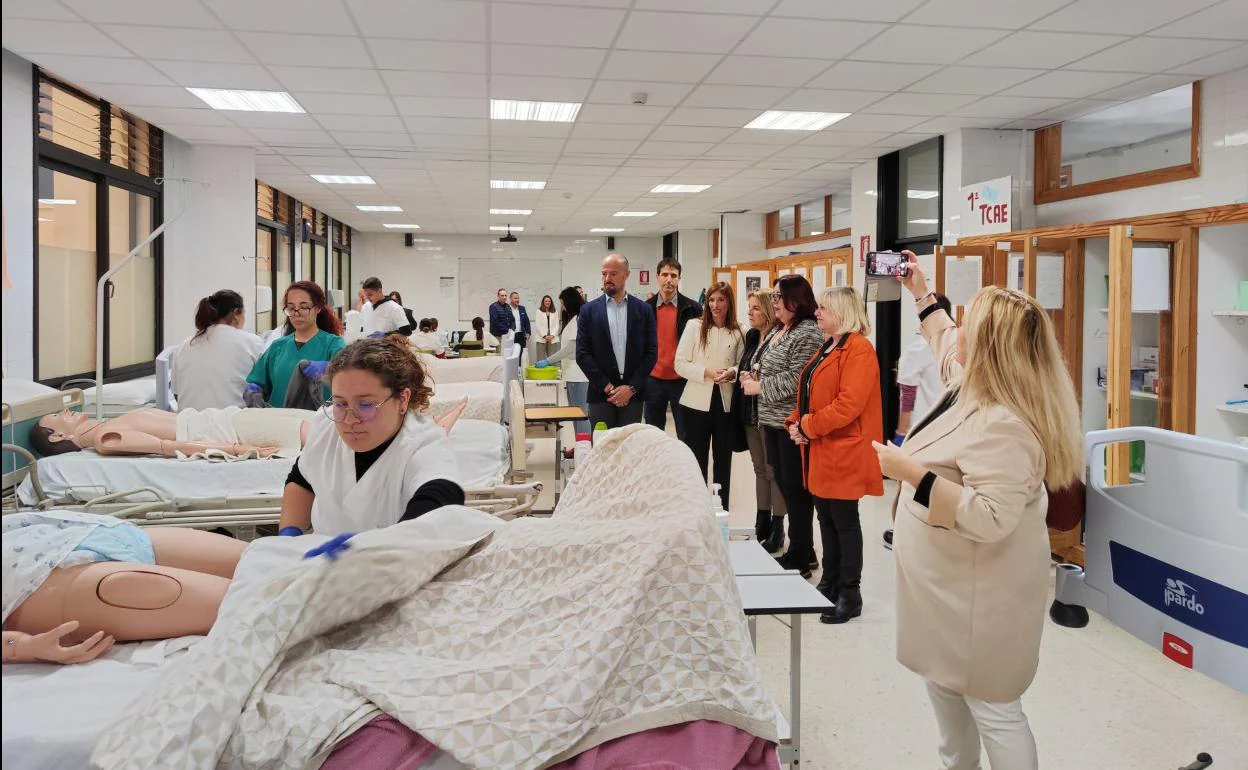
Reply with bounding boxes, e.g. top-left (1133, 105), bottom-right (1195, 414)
top-left (321, 717), bottom-right (780, 770)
